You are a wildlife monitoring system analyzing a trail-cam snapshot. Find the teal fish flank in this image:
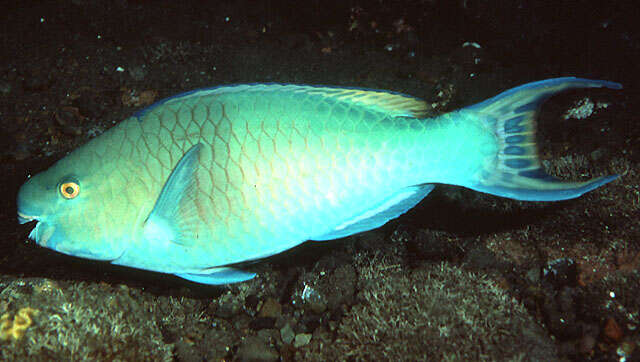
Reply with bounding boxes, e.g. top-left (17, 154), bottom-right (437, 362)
top-left (16, 78), bottom-right (621, 284)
